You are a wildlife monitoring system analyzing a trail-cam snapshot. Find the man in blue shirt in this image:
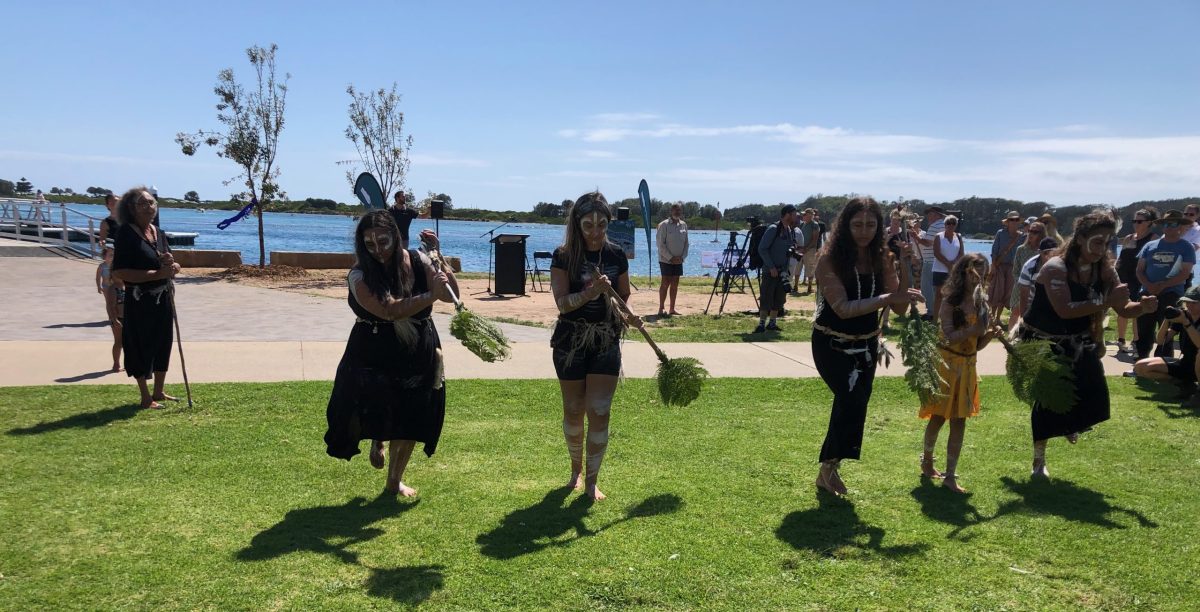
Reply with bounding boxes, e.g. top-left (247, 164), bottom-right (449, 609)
top-left (1135, 210), bottom-right (1196, 358)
